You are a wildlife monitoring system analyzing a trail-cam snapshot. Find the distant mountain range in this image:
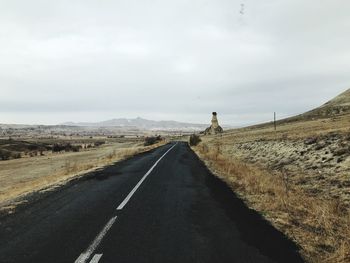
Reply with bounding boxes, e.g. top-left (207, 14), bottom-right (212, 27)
top-left (61, 117), bottom-right (208, 131)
